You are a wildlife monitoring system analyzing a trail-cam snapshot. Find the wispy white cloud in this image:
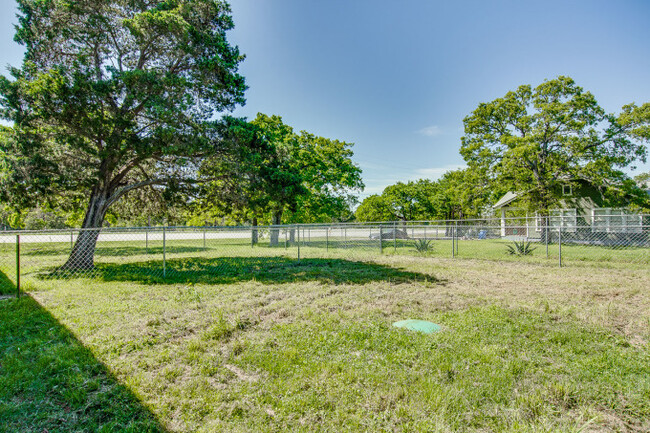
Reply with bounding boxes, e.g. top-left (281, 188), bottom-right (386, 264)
top-left (417, 125), bottom-right (443, 137)
top-left (356, 160), bottom-right (387, 170)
